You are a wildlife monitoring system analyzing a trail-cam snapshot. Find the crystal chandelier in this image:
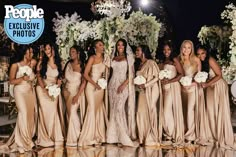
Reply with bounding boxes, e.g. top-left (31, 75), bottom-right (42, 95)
top-left (91, 0), bottom-right (132, 17)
